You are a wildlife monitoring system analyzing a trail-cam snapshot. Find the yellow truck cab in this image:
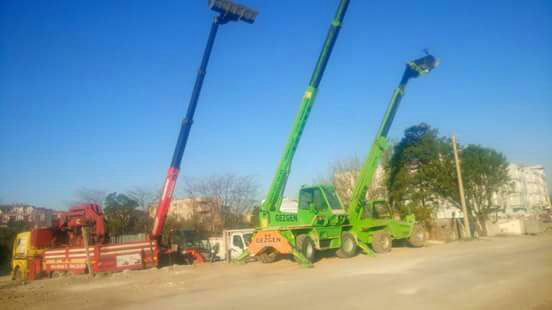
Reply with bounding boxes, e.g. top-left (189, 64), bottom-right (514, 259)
top-left (11, 228), bottom-right (54, 281)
